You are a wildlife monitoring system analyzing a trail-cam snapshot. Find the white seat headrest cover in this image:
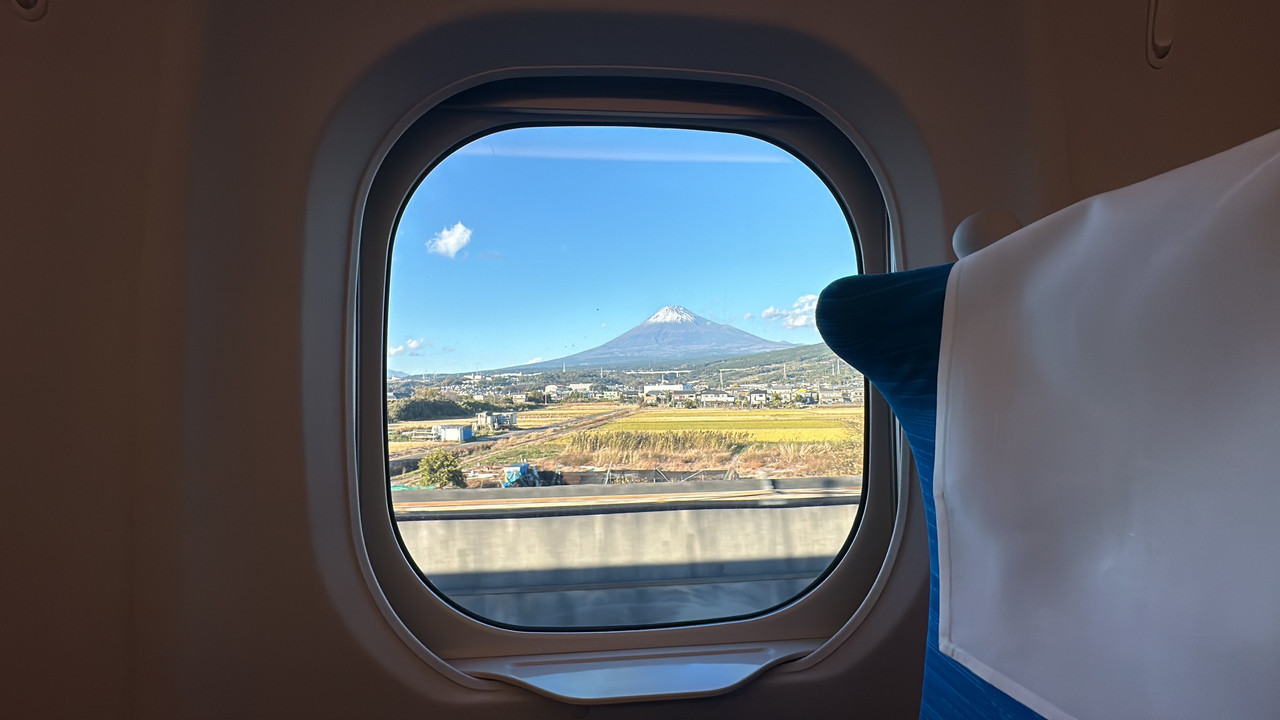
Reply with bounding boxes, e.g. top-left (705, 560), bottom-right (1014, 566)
top-left (935, 128), bottom-right (1280, 720)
